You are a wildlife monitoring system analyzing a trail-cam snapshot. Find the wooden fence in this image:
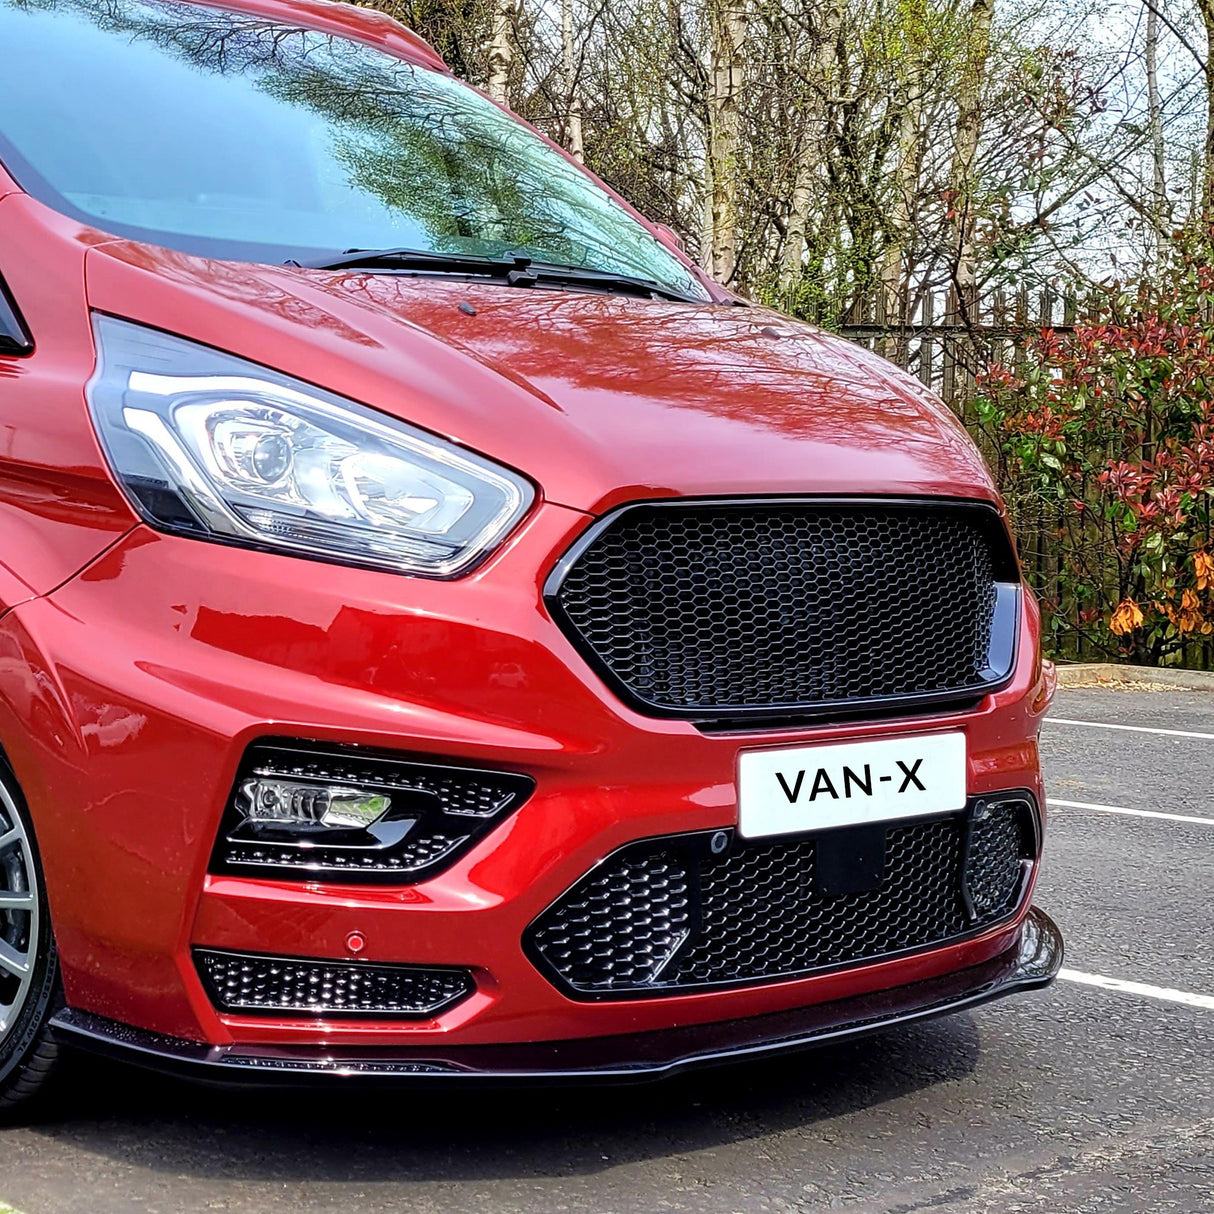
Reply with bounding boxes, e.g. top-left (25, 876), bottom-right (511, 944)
top-left (837, 286), bottom-right (1076, 414)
